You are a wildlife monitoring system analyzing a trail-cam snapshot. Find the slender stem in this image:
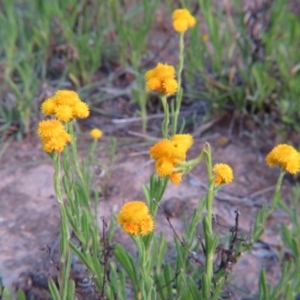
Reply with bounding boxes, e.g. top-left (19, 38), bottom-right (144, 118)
top-left (204, 145), bottom-right (214, 287)
top-left (53, 153), bottom-right (63, 205)
top-left (68, 122), bottom-right (92, 213)
top-left (68, 123), bottom-right (85, 184)
top-left (53, 152), bottom-right (72, 299)
top-left (88, 139), bottom-right (98, 167)
top-left (59, 204), bottom-right (71, 300)
top-left (174, 150), bottom-right (205, 174)
top-left (133, 56), bottom-right (147, 135)
top-left (256, 170), bottom-right (285, 237)
top-left (160, 95), bottom-right (169, 138)
top-left (135, 236), bottom-right (150, 300)
top-left (258, 170), bottom-right (285, 228)
top-left (172, 32), bottom-right (185, 135)
top-left (88, 139), bottom-right (98, 198)
top-left (271, 170), bottom-right (285, 212)
top-left (251, 170), bottom-right (285, 246)
top-left (205, 150), bottom-right (213, 232)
